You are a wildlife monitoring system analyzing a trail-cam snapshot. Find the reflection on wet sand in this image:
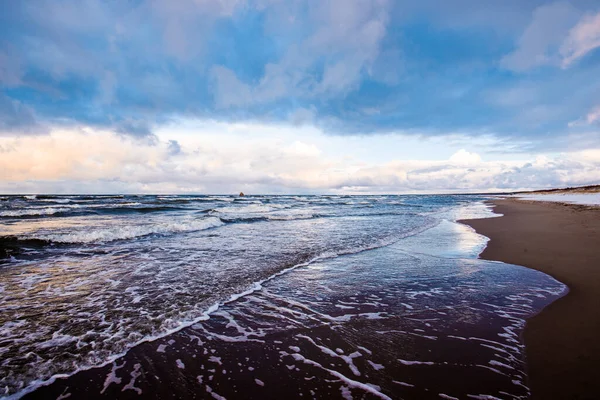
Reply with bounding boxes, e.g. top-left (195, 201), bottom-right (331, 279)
top-left (24, 218), bottom-right (564, 399)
